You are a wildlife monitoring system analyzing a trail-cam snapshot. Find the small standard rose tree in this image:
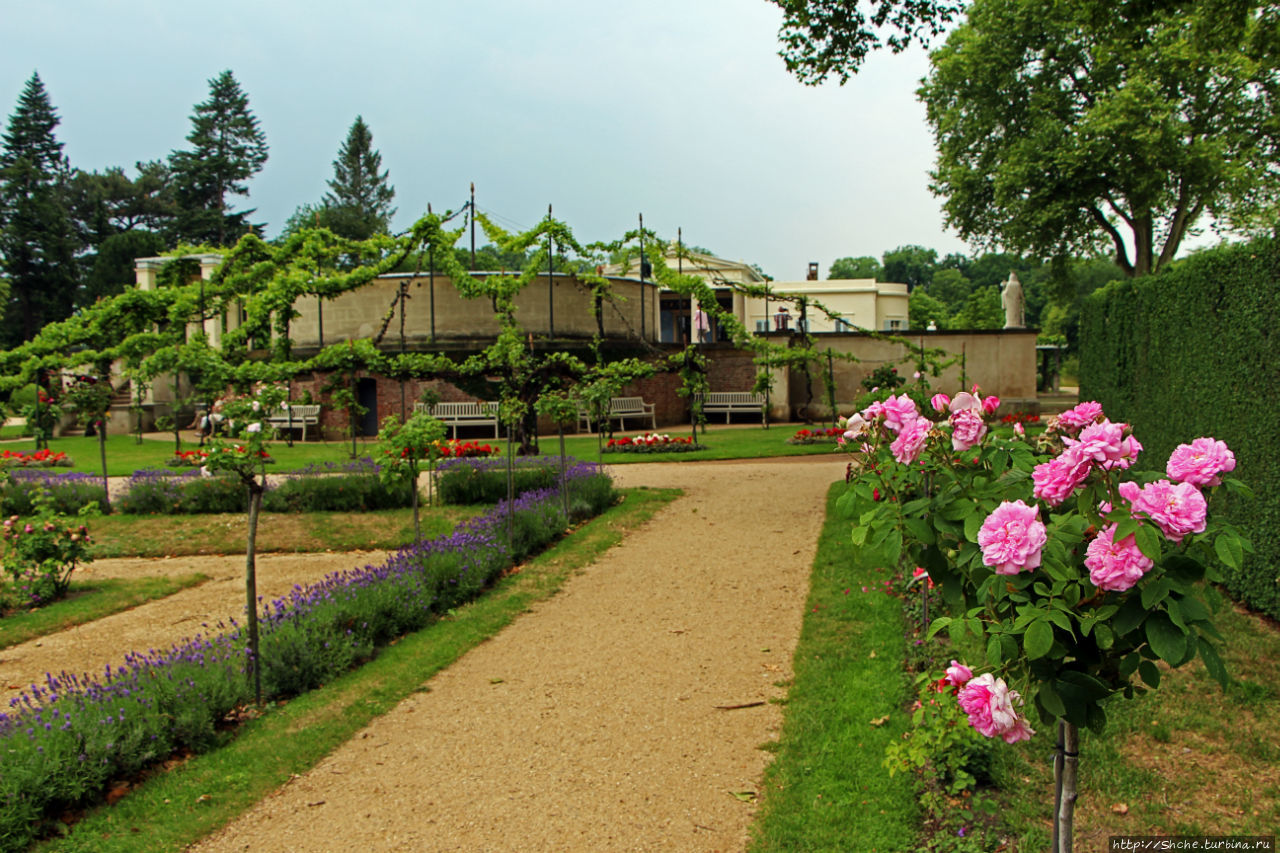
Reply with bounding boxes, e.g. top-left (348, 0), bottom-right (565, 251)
top-left (375, 410), bottom-right (448, 540)
top-left (841, 393), bottom-right (1251, 851)
top-left (201, 383), bottom-right (287, 704)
